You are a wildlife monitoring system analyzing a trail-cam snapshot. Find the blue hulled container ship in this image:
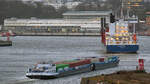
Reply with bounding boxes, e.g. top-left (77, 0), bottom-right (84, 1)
top-left (101, 16), bottom-right (139, 53)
